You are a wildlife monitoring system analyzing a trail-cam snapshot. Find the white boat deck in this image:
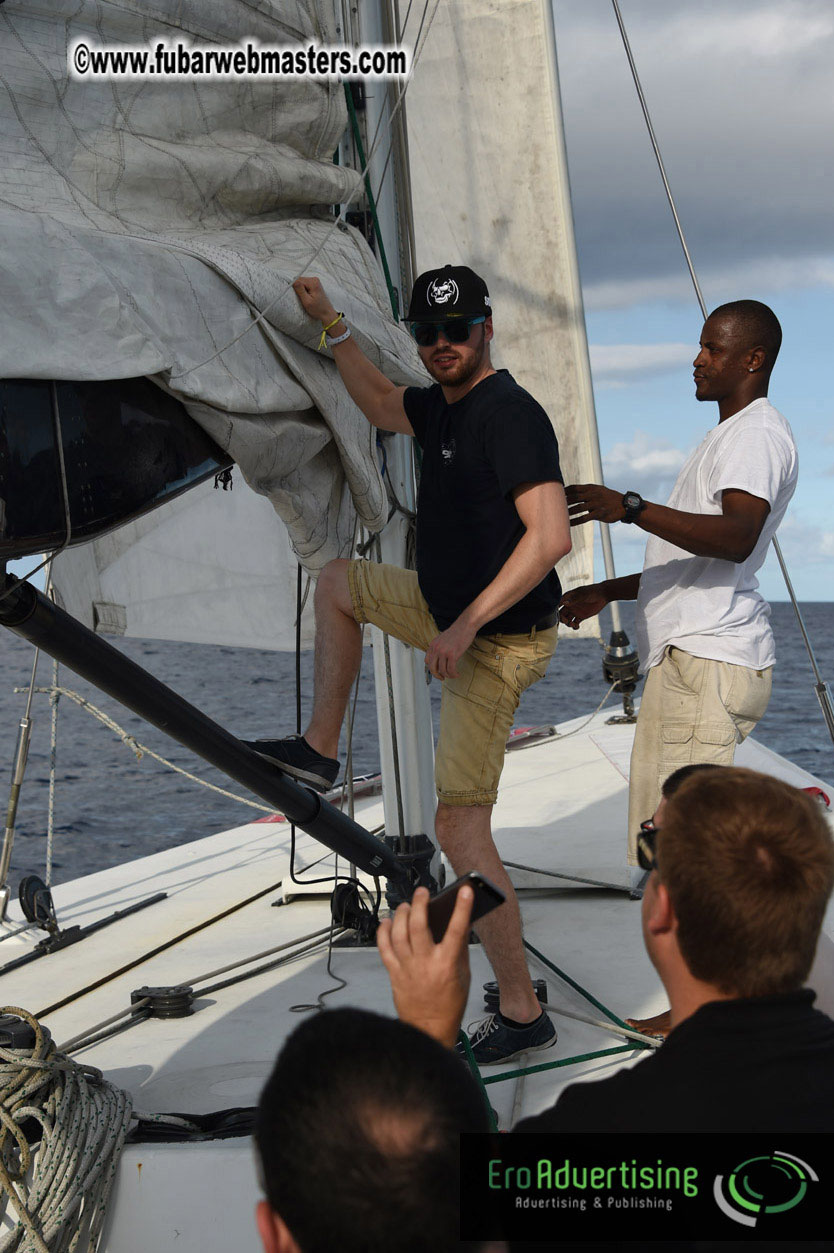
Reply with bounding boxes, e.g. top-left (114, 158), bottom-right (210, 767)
top-left (2, 709), bottom-right (832, 1251)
